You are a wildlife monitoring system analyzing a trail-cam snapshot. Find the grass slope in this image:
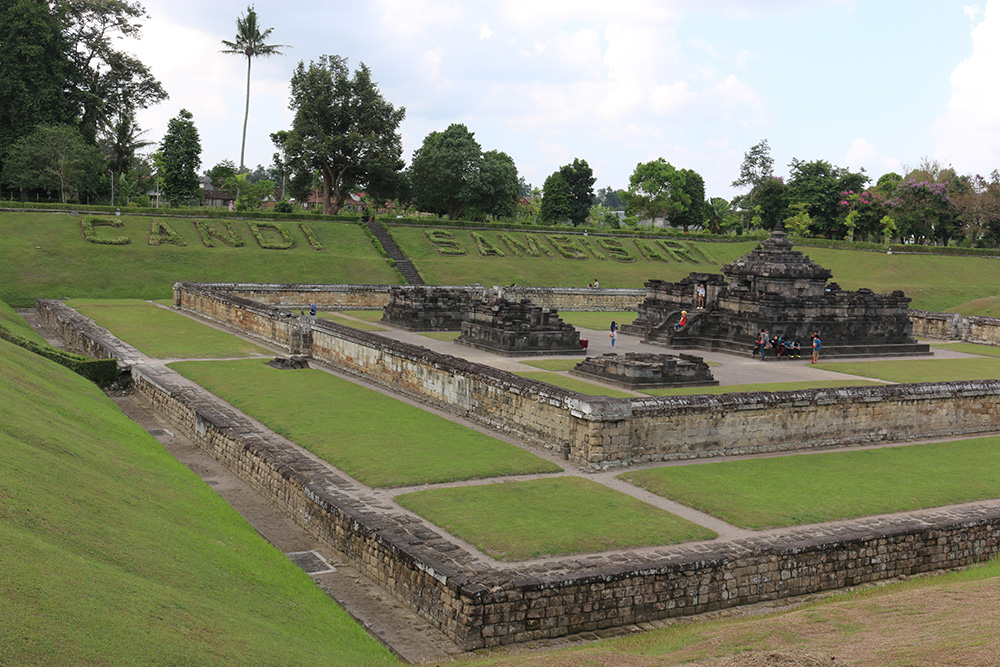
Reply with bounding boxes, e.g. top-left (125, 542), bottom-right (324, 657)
top-left (0, 299), bottom-right (46, 344)
top-left (0, 338), bottom-right (395, 666)
top-left (168, 359), bottom-right (561, 487)
top-left (622, 437), bottom-right (1000, 530)
top-left (0, 212), bottom-right (398, 306)
top-left (4, 211), bottom-right (1000, 312)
